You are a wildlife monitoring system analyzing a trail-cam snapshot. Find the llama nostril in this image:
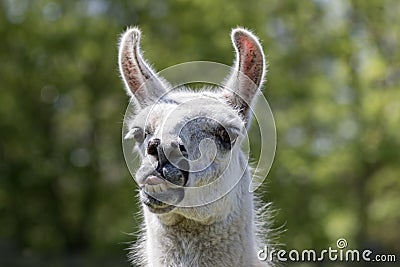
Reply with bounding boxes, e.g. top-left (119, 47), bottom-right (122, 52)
top-left (147, 138), bottom-right (160, 156)
top-left (179, 144), bottom-right (186, 153)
